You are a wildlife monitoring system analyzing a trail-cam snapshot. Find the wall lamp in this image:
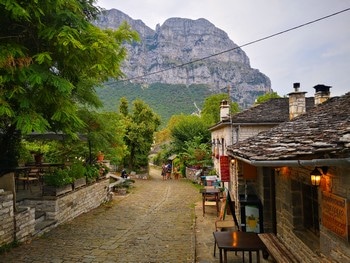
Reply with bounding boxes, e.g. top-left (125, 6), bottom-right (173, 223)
top-left (310, 166), bottom-right (328, 186)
